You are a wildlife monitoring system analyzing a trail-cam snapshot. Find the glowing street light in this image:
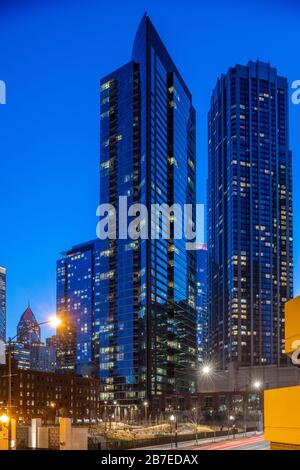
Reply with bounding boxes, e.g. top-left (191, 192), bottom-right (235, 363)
top-left (252, 381), bottom-right (263, 433)
top-left (201, 365), bottom-right (212, 376)
top-left (143, 400), bottom-right (149, 423)
top-left (253, 380), bottom-right (262, 390)
top-left (169, 414), bottom-right (177, 449)
top-left (0, 414), bottom-right (9, 424)
top-left (48, 316), bottom-right (61, 328)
